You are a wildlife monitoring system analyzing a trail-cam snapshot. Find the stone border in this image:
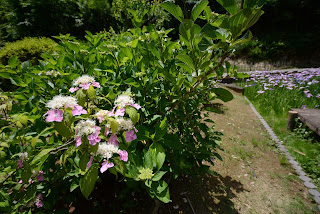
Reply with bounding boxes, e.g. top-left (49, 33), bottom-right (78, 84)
top-left (244, 96), bottom-right (320, 210)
